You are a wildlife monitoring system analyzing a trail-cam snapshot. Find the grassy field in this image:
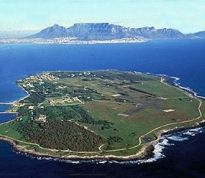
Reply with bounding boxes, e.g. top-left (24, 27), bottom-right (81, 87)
top-left (0, 70), bottom-right (204, 157)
